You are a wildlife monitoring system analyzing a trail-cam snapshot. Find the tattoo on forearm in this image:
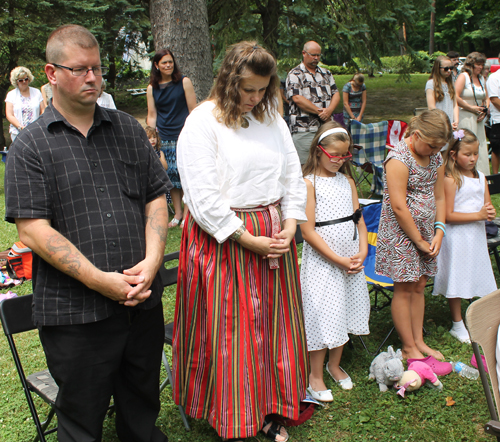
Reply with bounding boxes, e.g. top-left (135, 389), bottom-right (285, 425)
top-left (145, 208), bottom-right (168, 242)
top-left (45, 235), bottom-right (82, 278)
